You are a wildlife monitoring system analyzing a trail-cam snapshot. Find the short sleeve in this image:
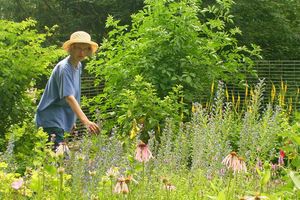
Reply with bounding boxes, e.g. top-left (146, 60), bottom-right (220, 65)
top-left (57, 67), bottom-right (75, 99)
